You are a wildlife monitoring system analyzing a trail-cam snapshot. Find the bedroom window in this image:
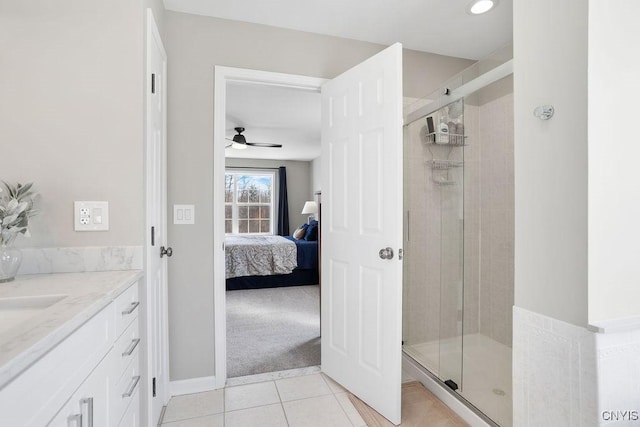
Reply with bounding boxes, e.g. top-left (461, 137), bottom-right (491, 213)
top-left (225, 170), bottom-right (275, 235)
